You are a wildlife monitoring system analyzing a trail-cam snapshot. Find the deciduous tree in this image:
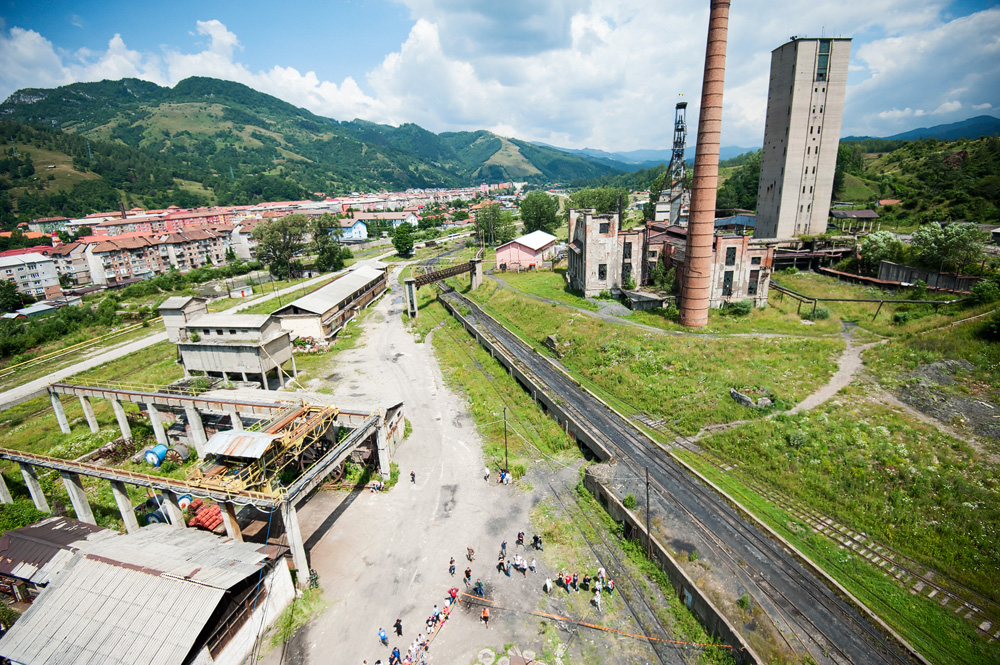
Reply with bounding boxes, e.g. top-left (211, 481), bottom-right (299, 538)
top-left (392, 222), bottom-right (415, 256)
top-left (519, 191), bottom-right (559, 234)
top-left (860, 231), bottom-right (903, 275)
top-left (251, 213), bottom-right (308, 279)
top-left (310, 213), bottom-right (346, 272)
